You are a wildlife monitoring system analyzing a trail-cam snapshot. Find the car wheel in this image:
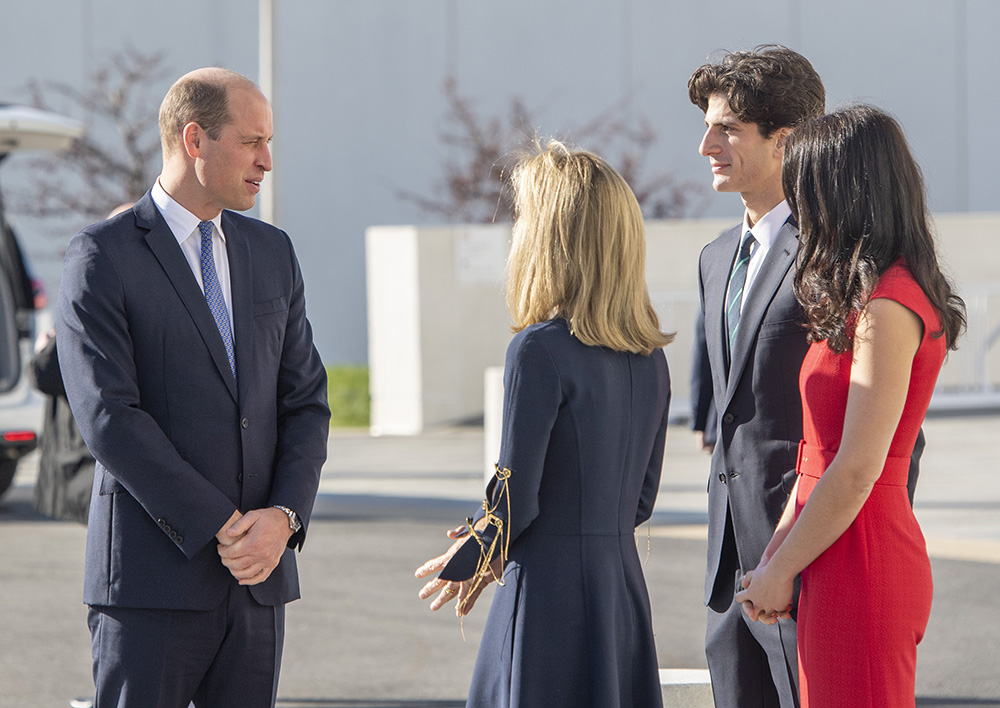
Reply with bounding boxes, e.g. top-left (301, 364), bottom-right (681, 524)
top-left (0, 458), bottom-right (16, 498)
